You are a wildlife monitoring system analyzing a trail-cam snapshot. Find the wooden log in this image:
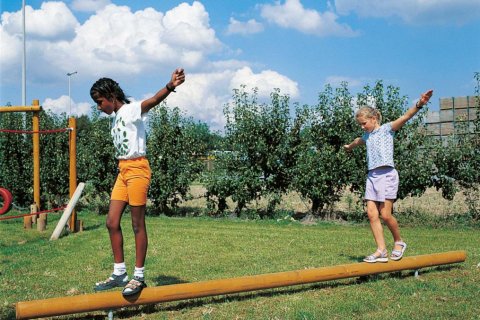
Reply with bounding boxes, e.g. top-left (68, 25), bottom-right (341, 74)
top-left (16, 250), bottom-right (466, 319)
top-left (49, 182), bottom-right (85, 240)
